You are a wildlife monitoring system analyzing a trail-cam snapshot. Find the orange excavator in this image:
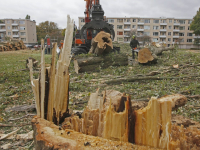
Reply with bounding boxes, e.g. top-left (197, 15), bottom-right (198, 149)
top-left (71, 0), bottom-right (115, 55)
